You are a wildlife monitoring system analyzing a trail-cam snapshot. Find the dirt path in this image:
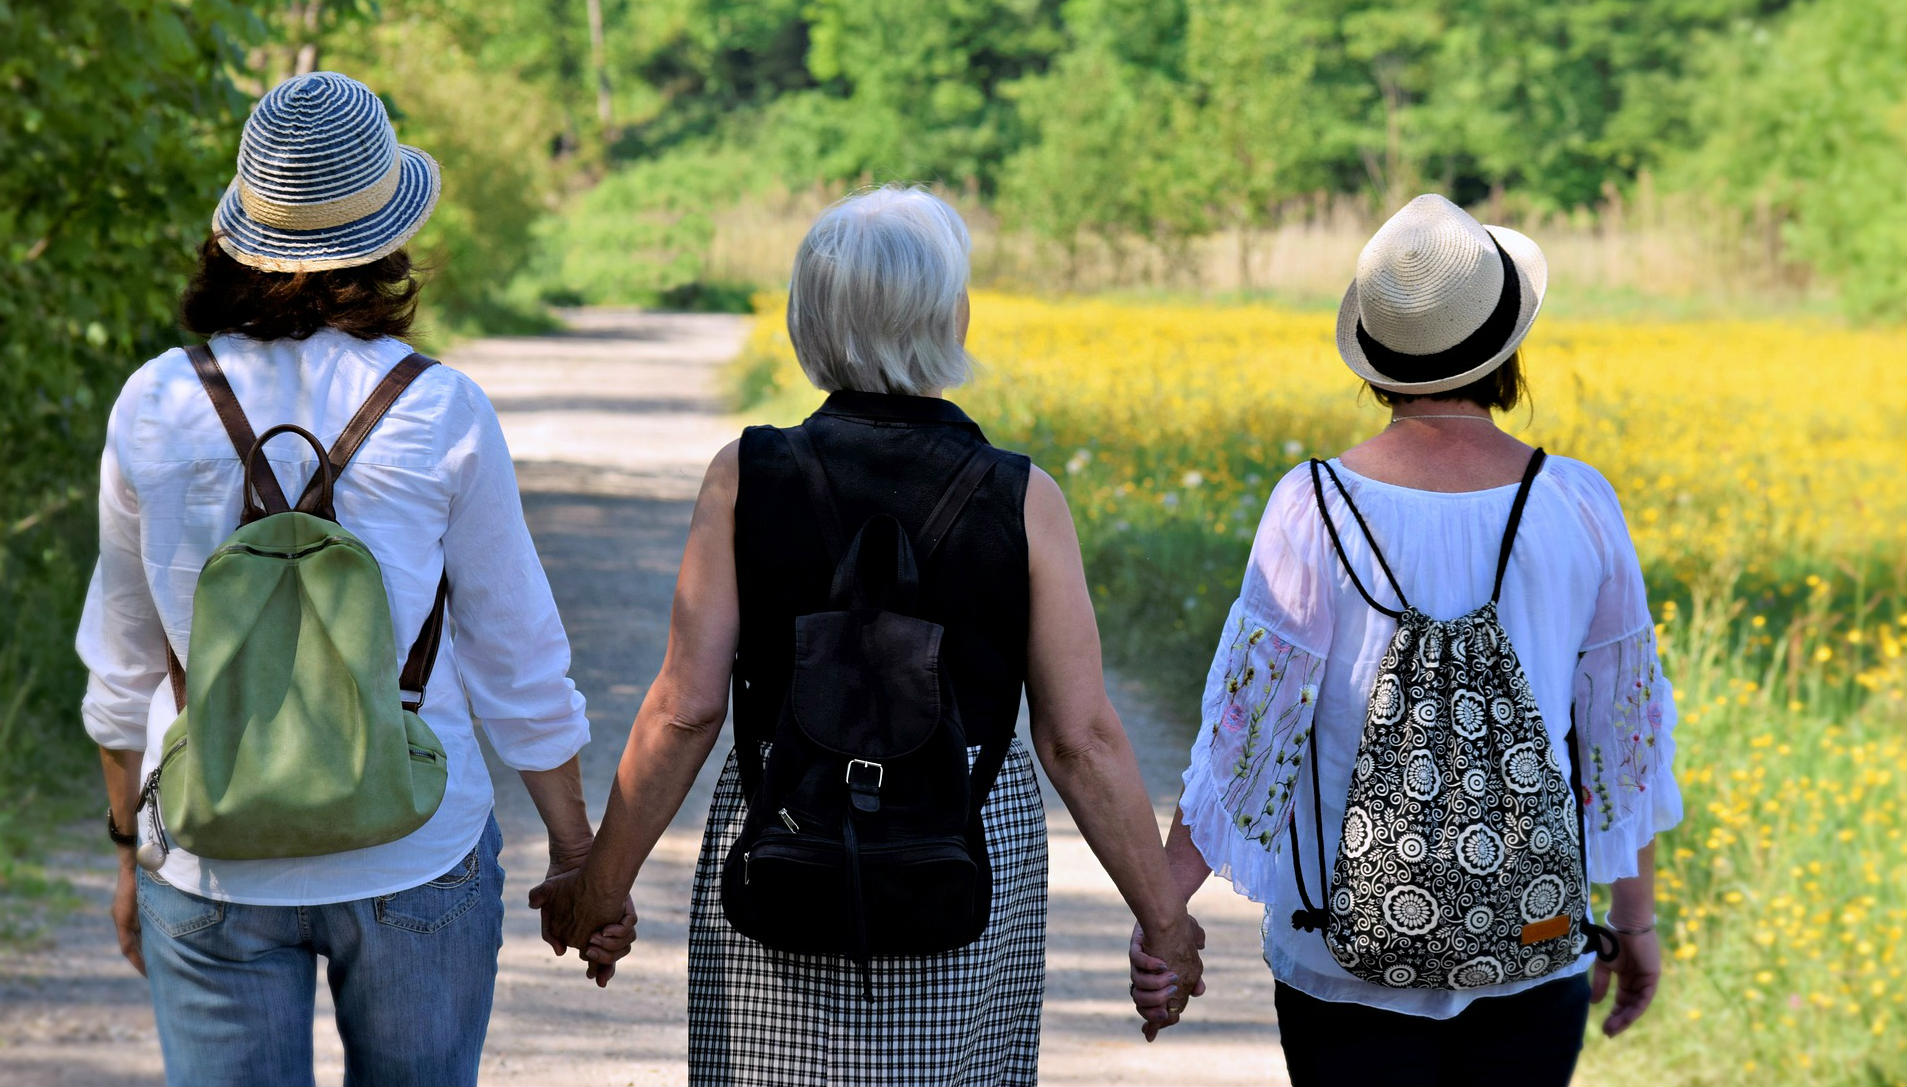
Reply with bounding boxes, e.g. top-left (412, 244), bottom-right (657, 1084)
top-left (0, 310), bottom-right (1282, 1086)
